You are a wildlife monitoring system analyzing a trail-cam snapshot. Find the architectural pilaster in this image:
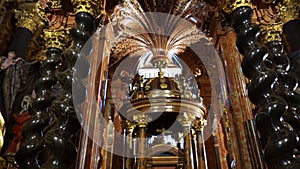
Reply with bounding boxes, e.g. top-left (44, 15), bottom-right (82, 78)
top-left (133, 114), bottom-right (151, 169)
top-left (193, 118), bottom-right (207, 169)
top-left (218, 31), bottom-right (254, 169)
top-left (178, 113), bottom-right (196, 169)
